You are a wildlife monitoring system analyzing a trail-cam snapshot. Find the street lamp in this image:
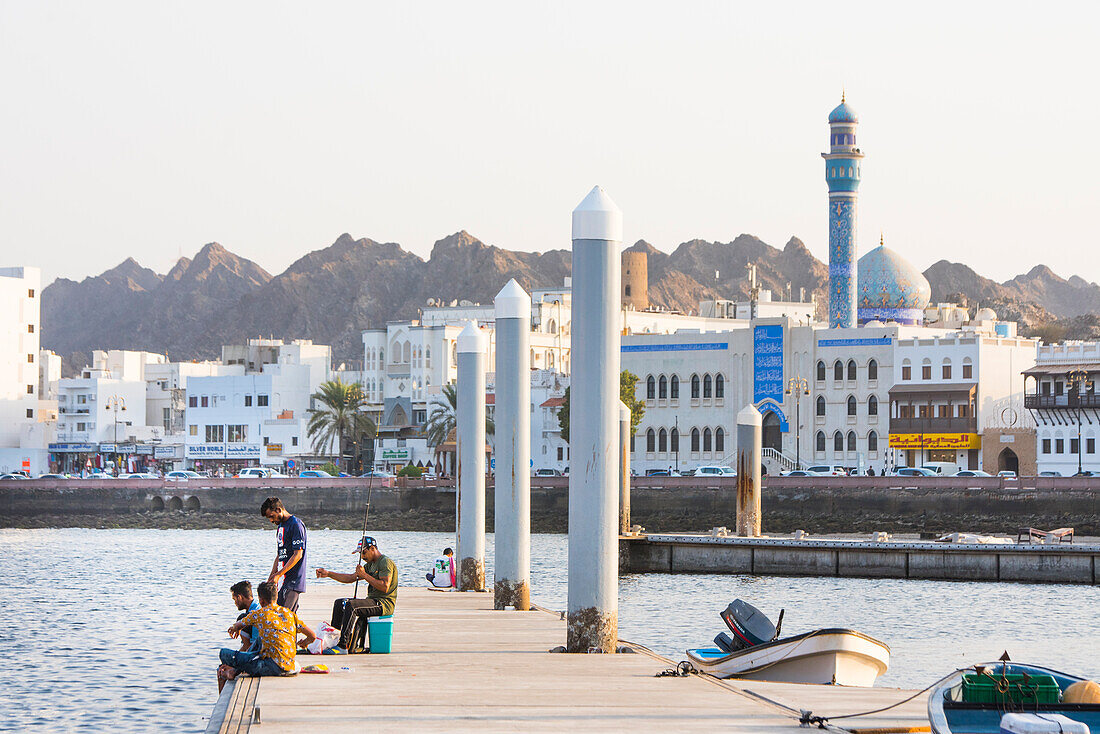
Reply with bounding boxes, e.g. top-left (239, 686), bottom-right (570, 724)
top-left (104, 395), bottom-right (127, 445)
top-left (784, 377), bottom-right (810, 470)
top-left (1067, 369), bottom-right (1088, 476)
